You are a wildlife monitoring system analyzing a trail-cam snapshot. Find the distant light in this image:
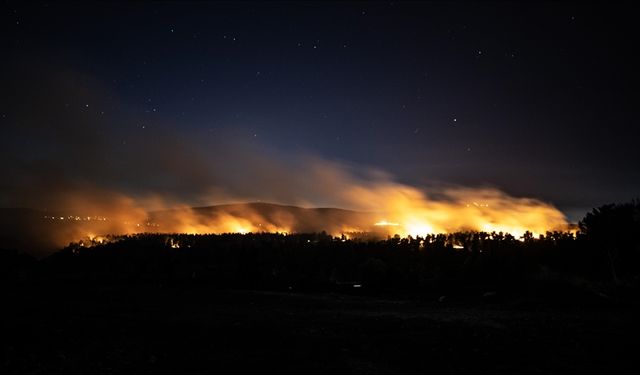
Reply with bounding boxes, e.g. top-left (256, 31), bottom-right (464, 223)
top-left (353, 284), bottom-right (362, 288)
